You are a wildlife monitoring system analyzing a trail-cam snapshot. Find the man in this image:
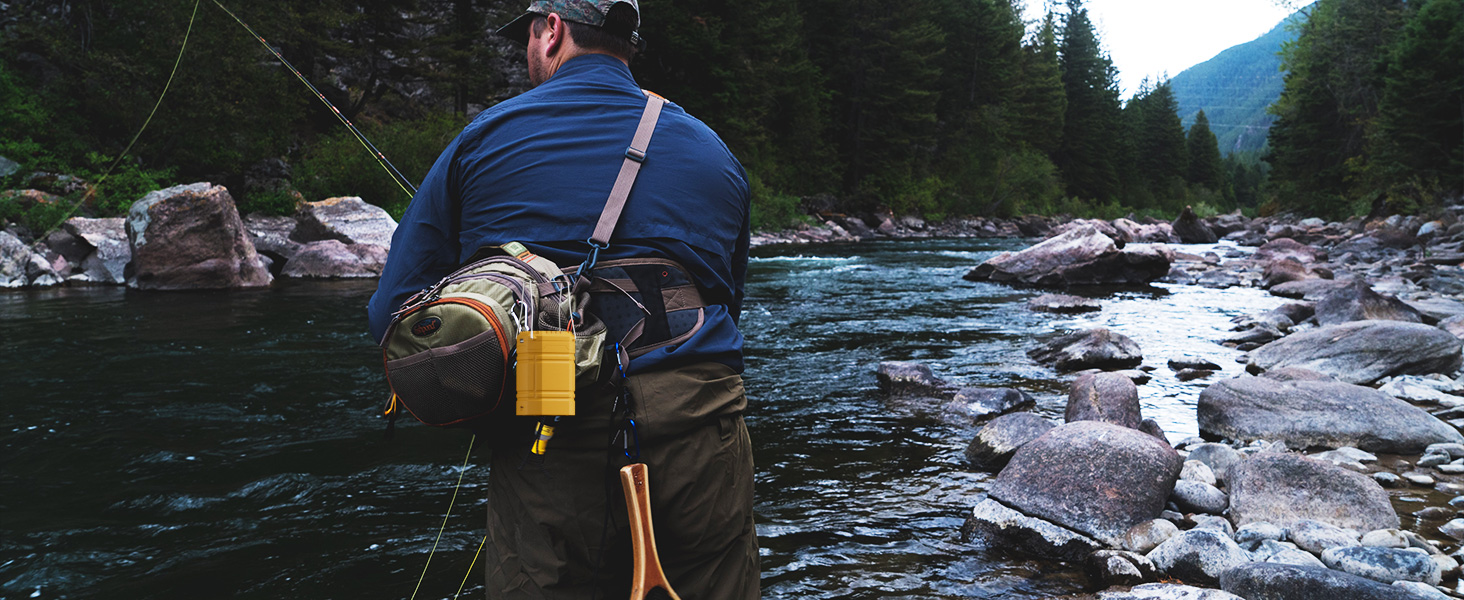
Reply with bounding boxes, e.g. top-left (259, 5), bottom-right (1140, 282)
top-left (366, 1), bottom-right (758, 598)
